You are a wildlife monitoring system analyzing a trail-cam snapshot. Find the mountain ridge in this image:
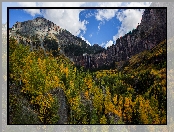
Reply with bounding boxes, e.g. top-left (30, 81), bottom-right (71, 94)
top-left (73, 8), bottom-right (166, 69)
top-left (9, 8), bottom-right (166, 70)
top-left (9, 16), bottom-right (105, 57)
